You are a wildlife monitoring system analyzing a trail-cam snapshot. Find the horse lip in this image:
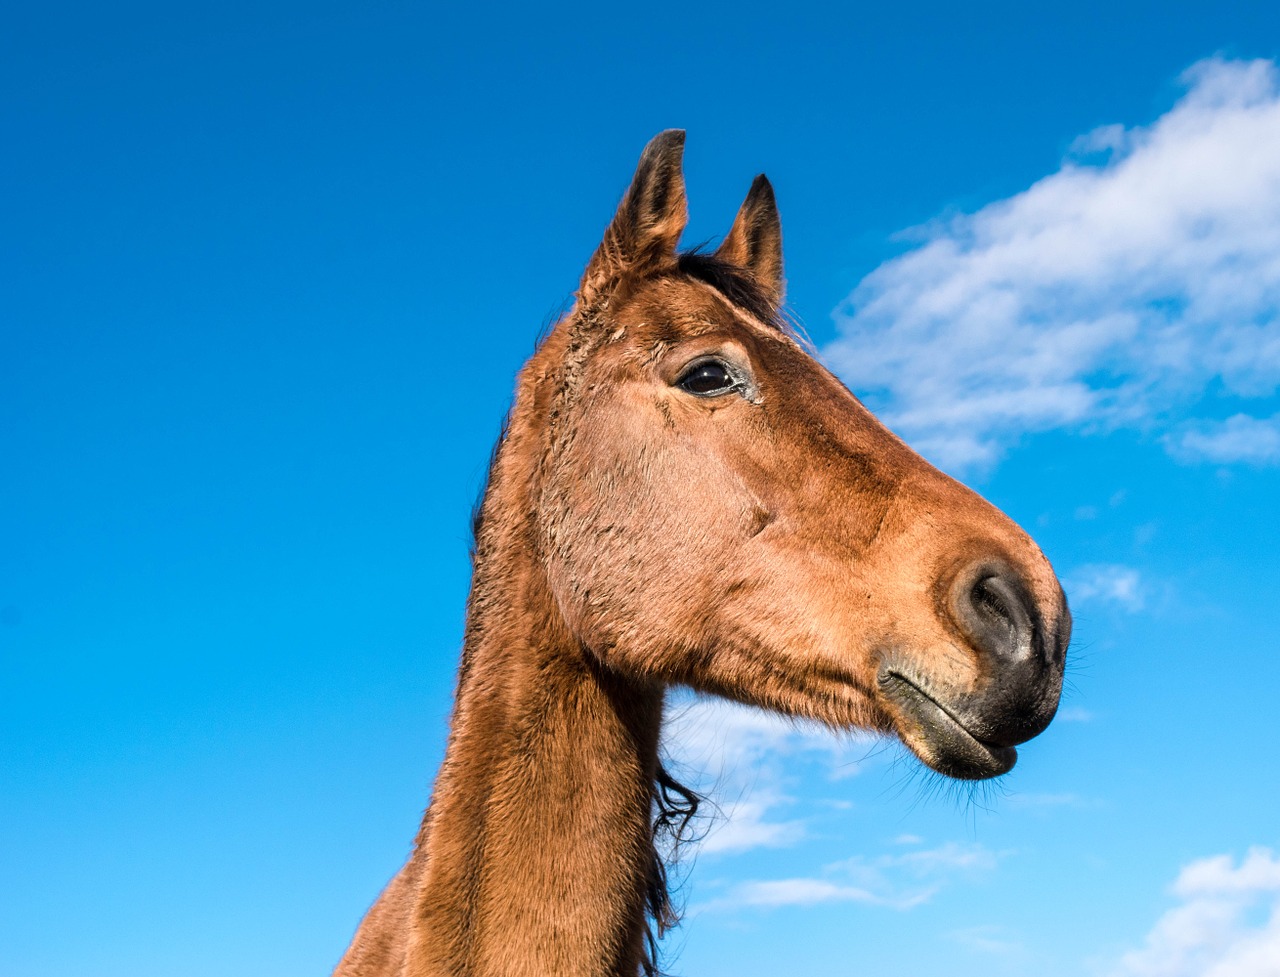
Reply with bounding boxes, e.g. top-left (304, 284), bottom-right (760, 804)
top-left (878, 669), bottom-right (1018, 780)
